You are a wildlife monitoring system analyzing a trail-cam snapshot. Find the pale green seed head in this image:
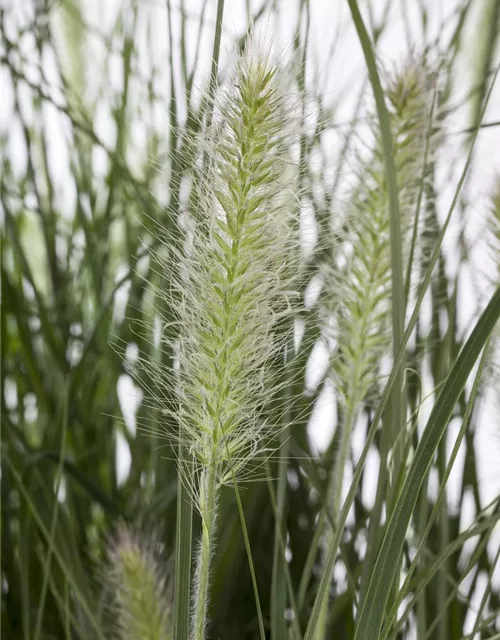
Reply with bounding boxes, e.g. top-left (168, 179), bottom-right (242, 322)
top-left (106, 524), bottom-right (173, 640)
top-left (151, 42), bottom-right (302, 508)
top-left (323, 58), bottom-right (443, 412)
